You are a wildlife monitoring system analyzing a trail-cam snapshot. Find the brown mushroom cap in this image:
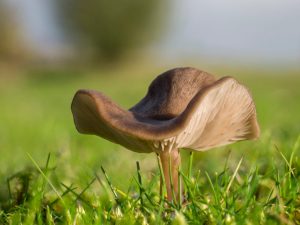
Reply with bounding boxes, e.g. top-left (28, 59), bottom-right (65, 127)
top-left (71, 67), bottom-right (260, 153)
